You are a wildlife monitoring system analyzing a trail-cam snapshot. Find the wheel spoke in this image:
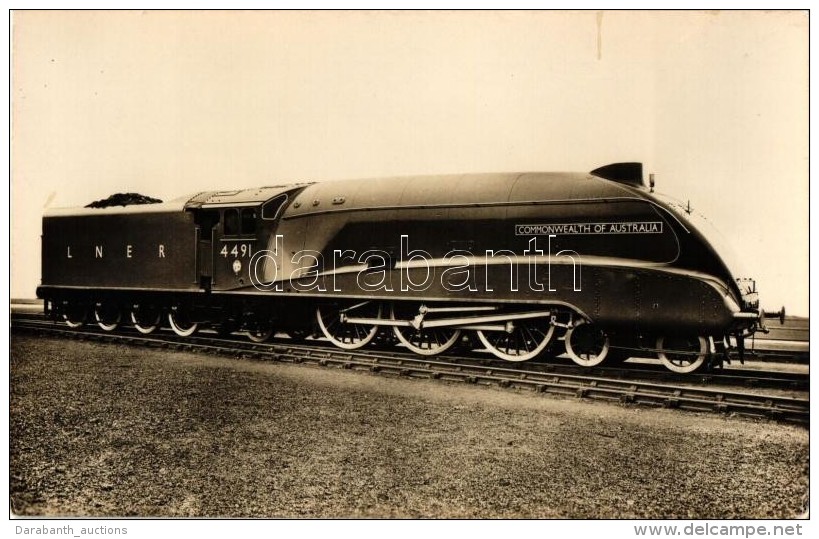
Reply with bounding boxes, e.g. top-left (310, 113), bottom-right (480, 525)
top-left (520, 340), bottom-right (528, 355)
